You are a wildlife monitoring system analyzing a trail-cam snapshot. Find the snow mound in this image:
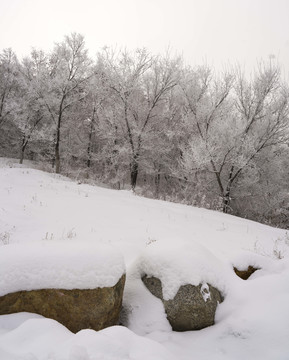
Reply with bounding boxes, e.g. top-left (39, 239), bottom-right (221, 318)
top-left (0, 314), bottom-right (174, 360)
top-left (230, 250), bottom-right (274, 271)
top-left (137, 240), bottom-right (230, 300)
top-left (0, 242), bottom-right (125, 296)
